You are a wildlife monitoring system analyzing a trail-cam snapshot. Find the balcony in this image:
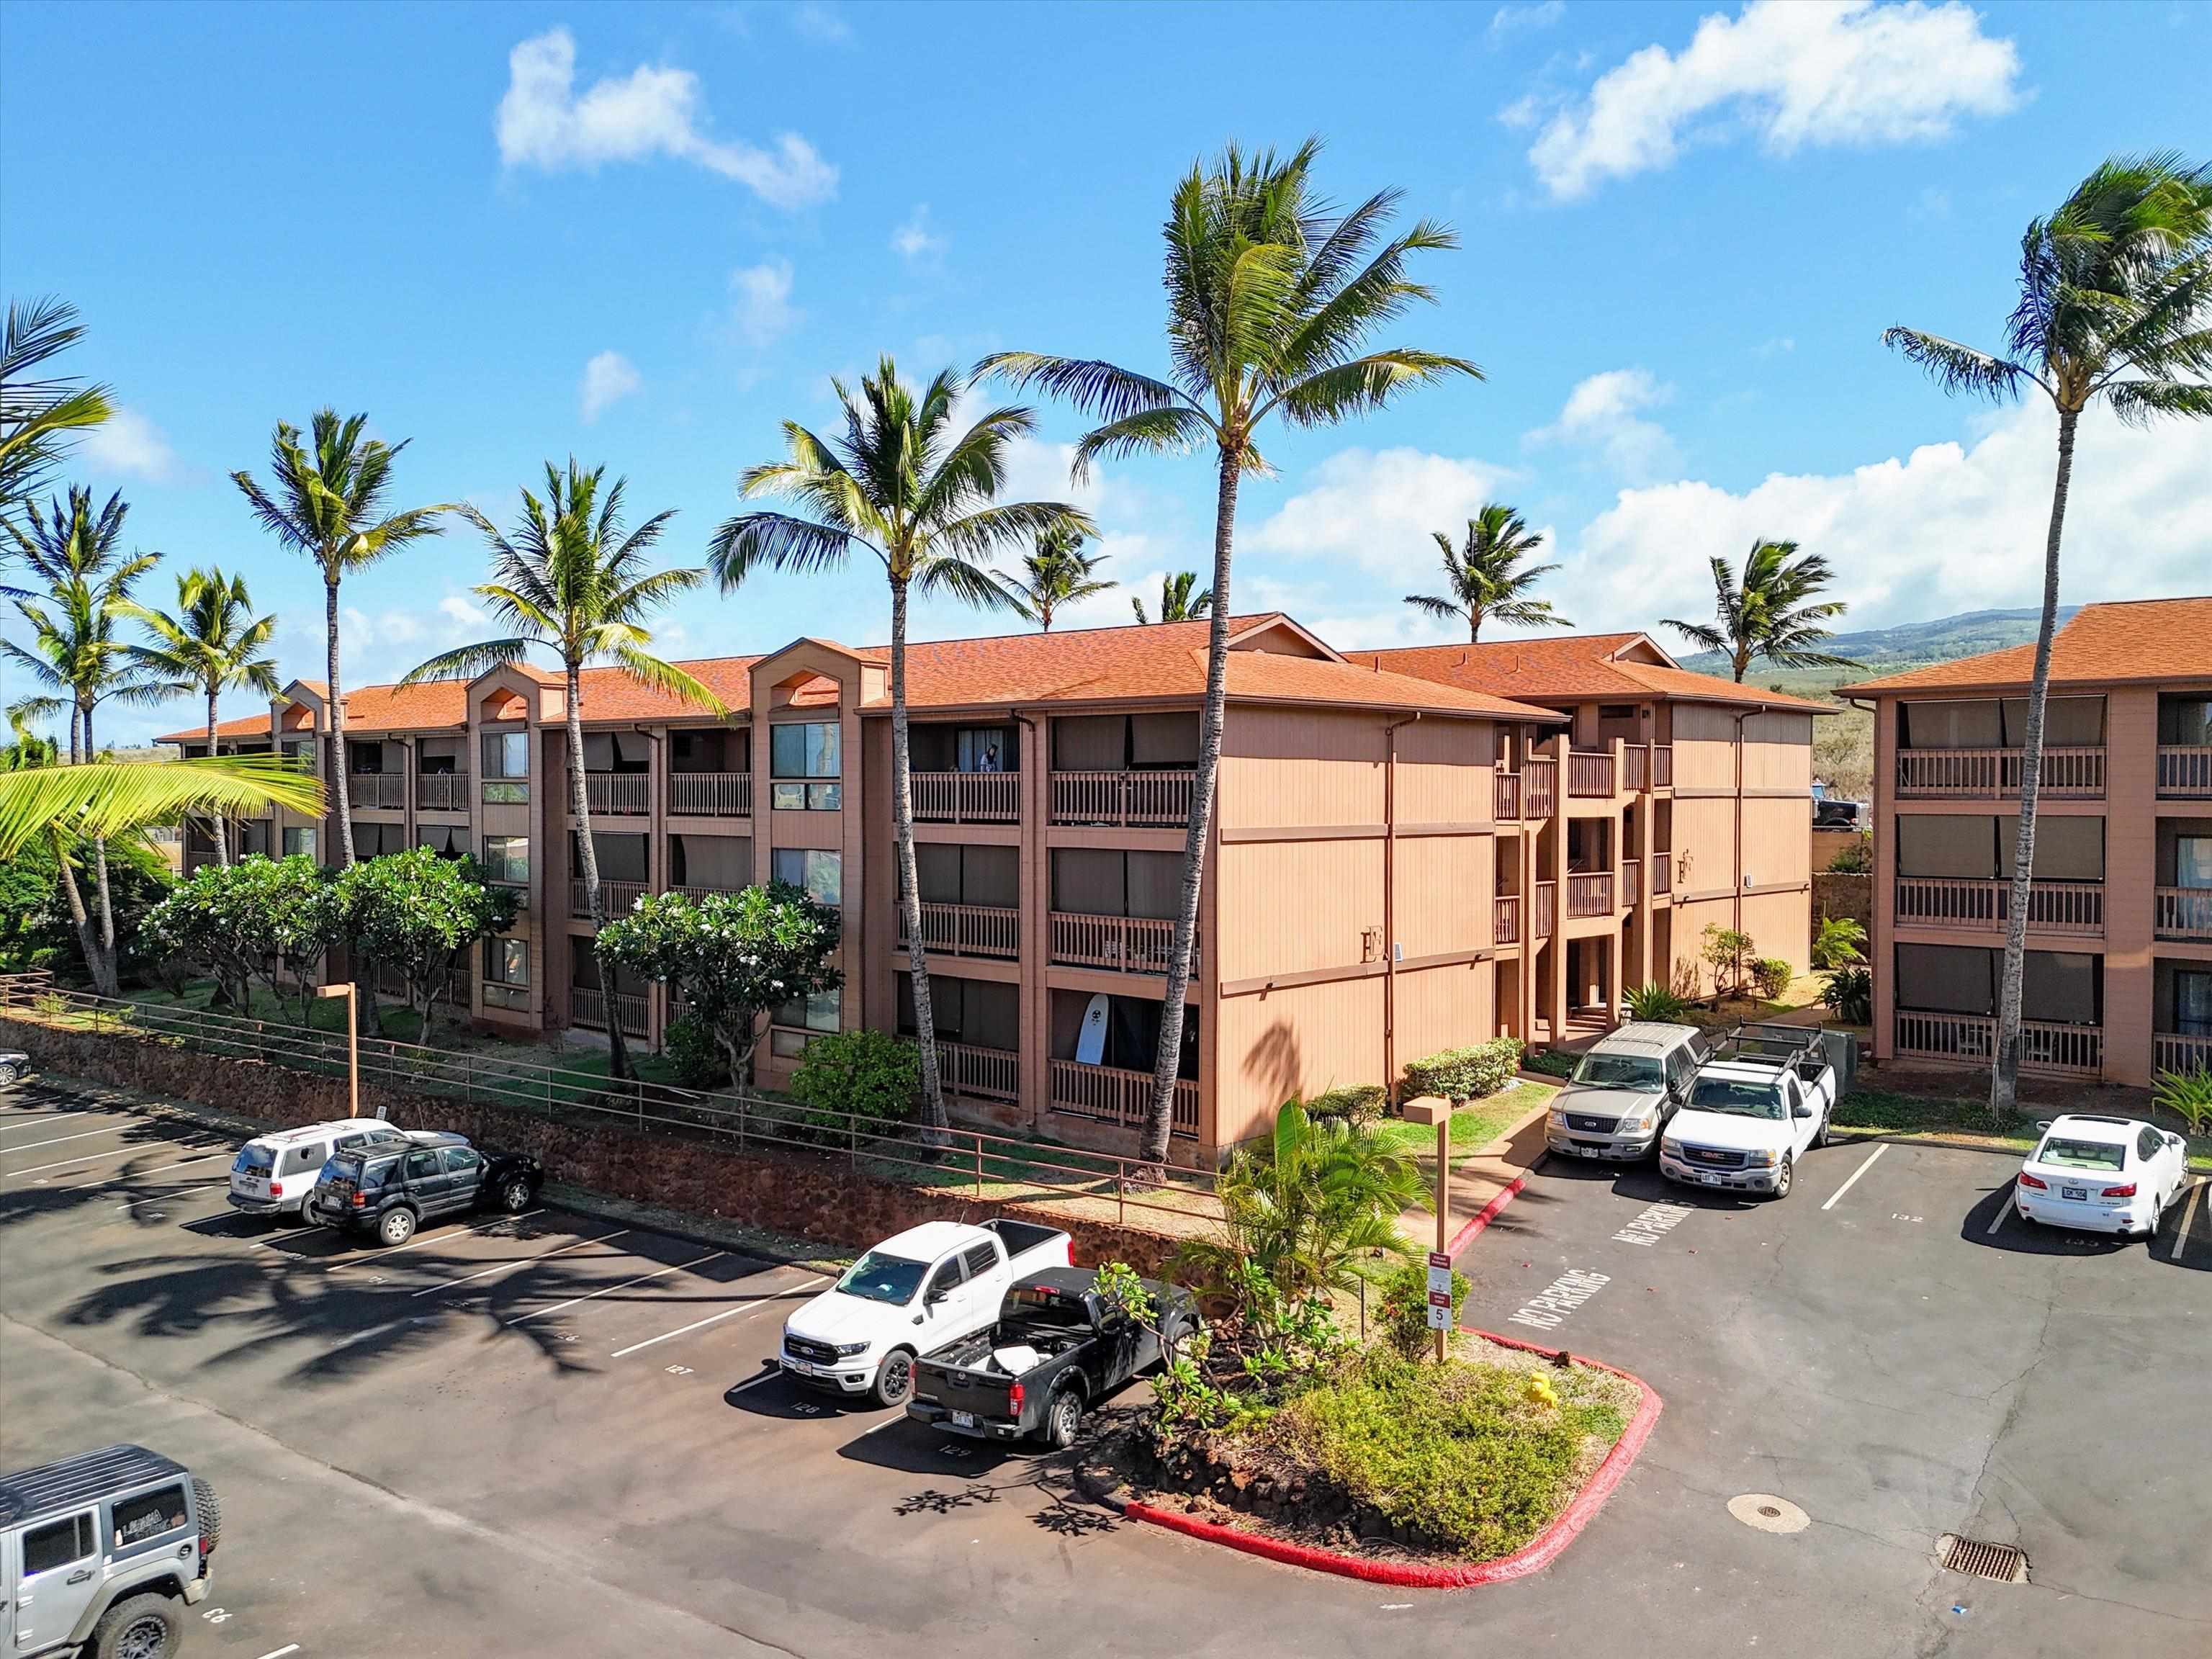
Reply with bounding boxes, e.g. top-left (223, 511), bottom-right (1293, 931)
top-left (2159, 746), bottom-right (2212, 799)
top-left (1622, 857), bottom-right (1641, 907)
top-left (1533, 880), bottom-right (1556, 940)
top-left (584, 771), bottom-right (650, 816)
top-left (1894, 876), bottom-right (2106, 937)
top-left (2154, 1031), bottom-right (2212, 1074)
top-left (570, 878), bottom-right (648, 920)
top-left (1567, 750), bottom-right (1615, 799)
top-left (1048, 1058), bottom-right (1198, 1139)
top-left (570, 985), bottom-right (649, 1038)
top-left (934, 1038), bottom-right (1020, 1103)
top-left (1651, 853), bottom-right (1672, 896)
top-left (898, 901), bottom-right (1021, 961)
top-left (668, 772), bottom-right (750, 817)
top-left (670, 882), bottom-right (744, 904)
top-left (1493, 894), bottom-right (1522, 946)
top-left (351, 772), bottom-right (406, 811)
top-left (1653, 745), bottom-right (1673, 788)
top-left (414, 773), bottom-right (469, 814)
top-left (1050, 769), bottom-right (1195, 828)
top-left (1495, 770), bottom-right (1521, 822)
top-left (1893, 1010), bottom-right (2102, 1076)
top-left (1623, 745), bottom-right (1647, 793)
top-left (2154, 886), bottom-right (2212, 941)
top-left (1049, 912), bottom-right (1190, 976)
top-left (912, 770), bottom-right (1021, 824)
top-left (1565, 871), bottom-right (1615, 918)
top-left (1523, 759), bottom-right (1557, 818)
top-left (1895, 746), bottom-right (2105, 799)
